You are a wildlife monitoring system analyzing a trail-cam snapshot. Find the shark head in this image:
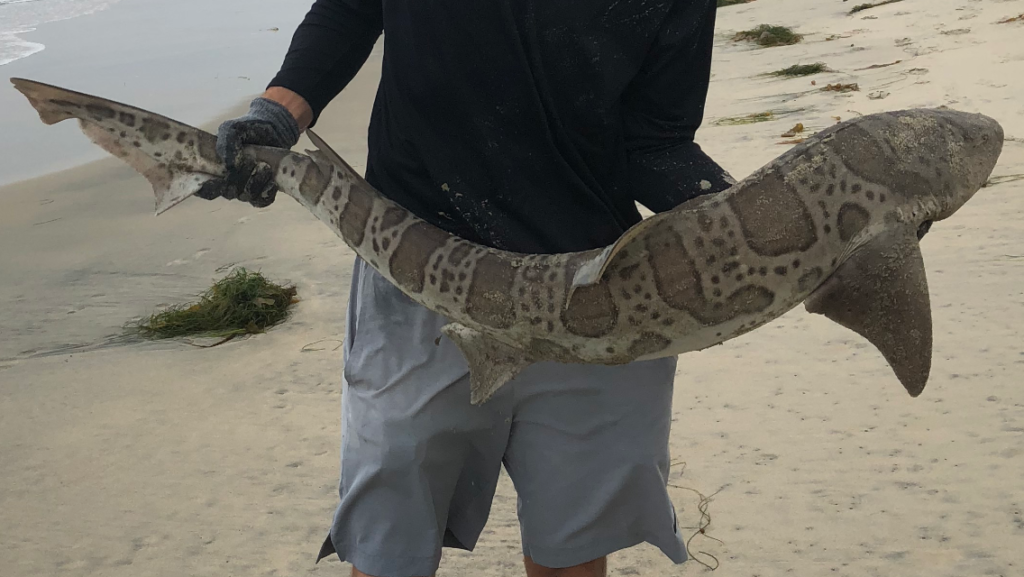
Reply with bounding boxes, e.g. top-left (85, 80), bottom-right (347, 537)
top-left (804, 108), bottom-right (1003, 399)
top-left (927, 109), bottom-right (1004, 222)
top-left (827, 108), bottom-right (1003, 239)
